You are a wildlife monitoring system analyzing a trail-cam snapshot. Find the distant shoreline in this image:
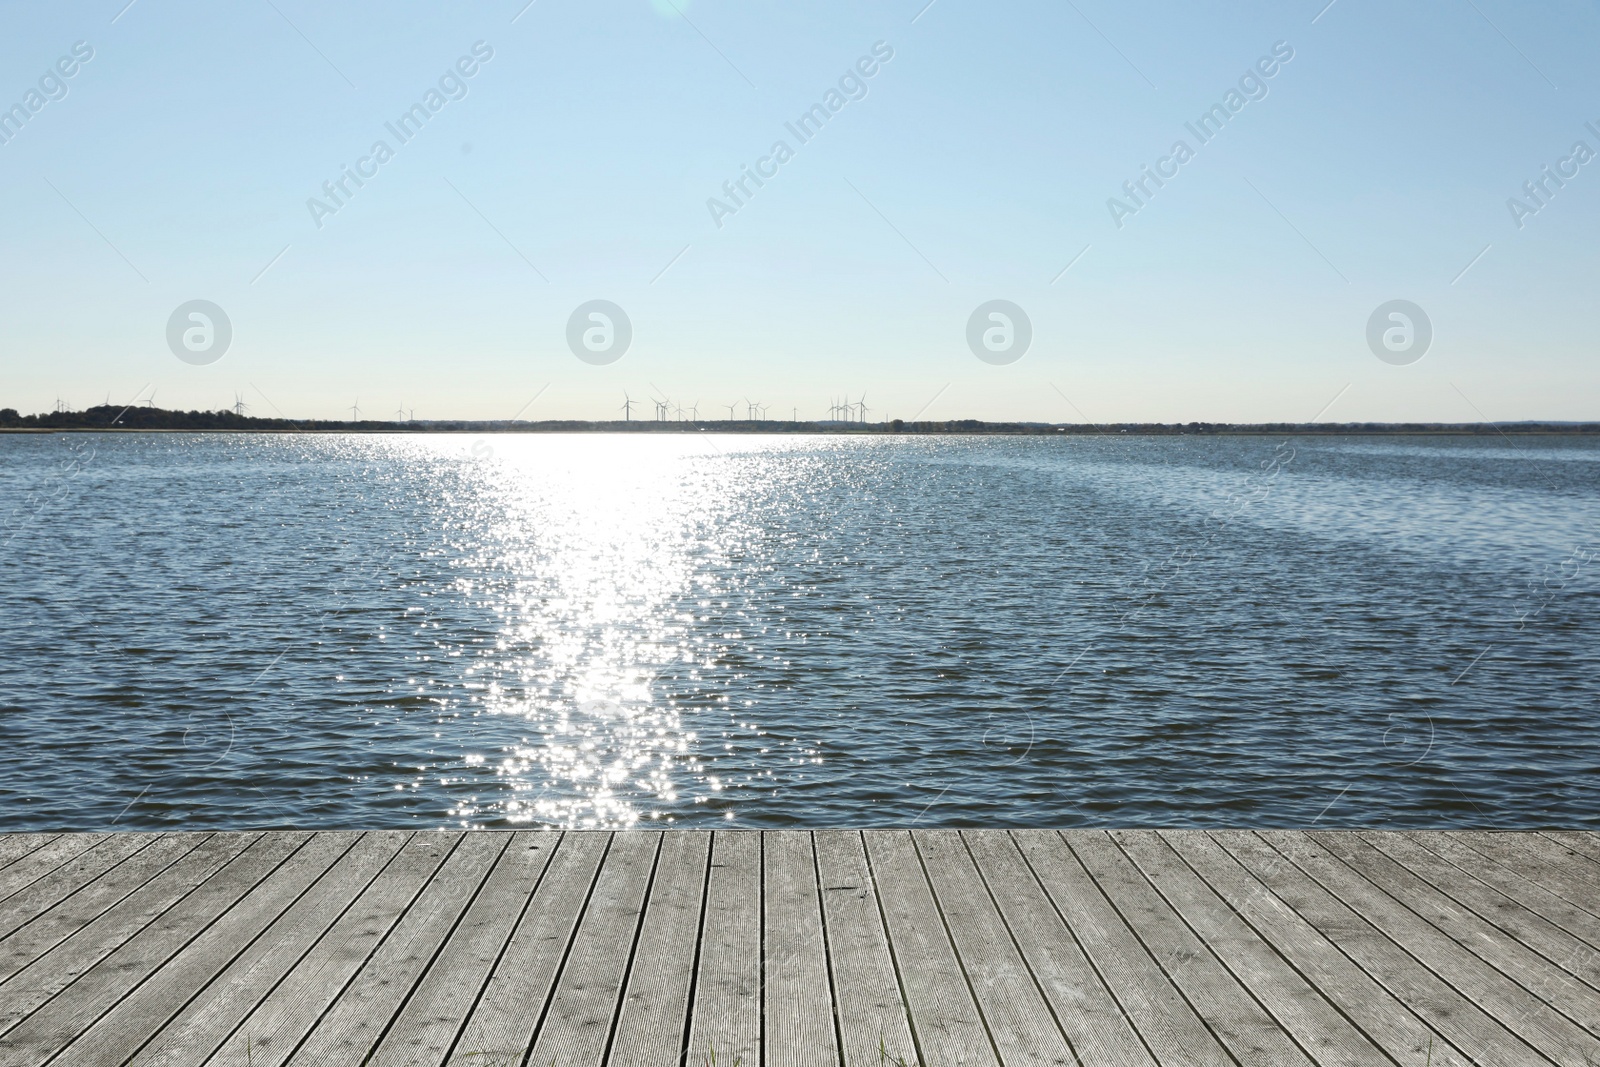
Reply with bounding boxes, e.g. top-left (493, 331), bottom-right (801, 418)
top-left (4, 404), bottom-right (1598, 436)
